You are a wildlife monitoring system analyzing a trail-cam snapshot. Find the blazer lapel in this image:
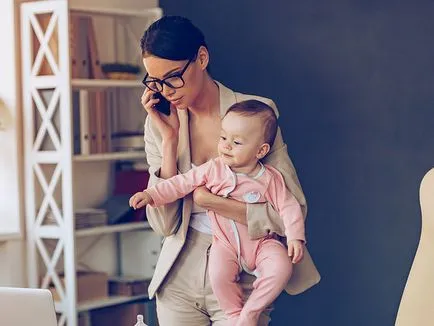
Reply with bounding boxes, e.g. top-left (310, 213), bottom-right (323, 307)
top-left (176, 109), bottom-right (191, 174)
top-left (216, 81), bottom-right (238, 117)
top-left (176, 109), bottom-right (193, 238)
